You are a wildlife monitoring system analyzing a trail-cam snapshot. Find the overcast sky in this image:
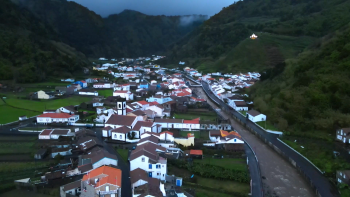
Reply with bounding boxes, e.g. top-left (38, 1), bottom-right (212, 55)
top-left (69, 0), bottom-right (237, 17)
